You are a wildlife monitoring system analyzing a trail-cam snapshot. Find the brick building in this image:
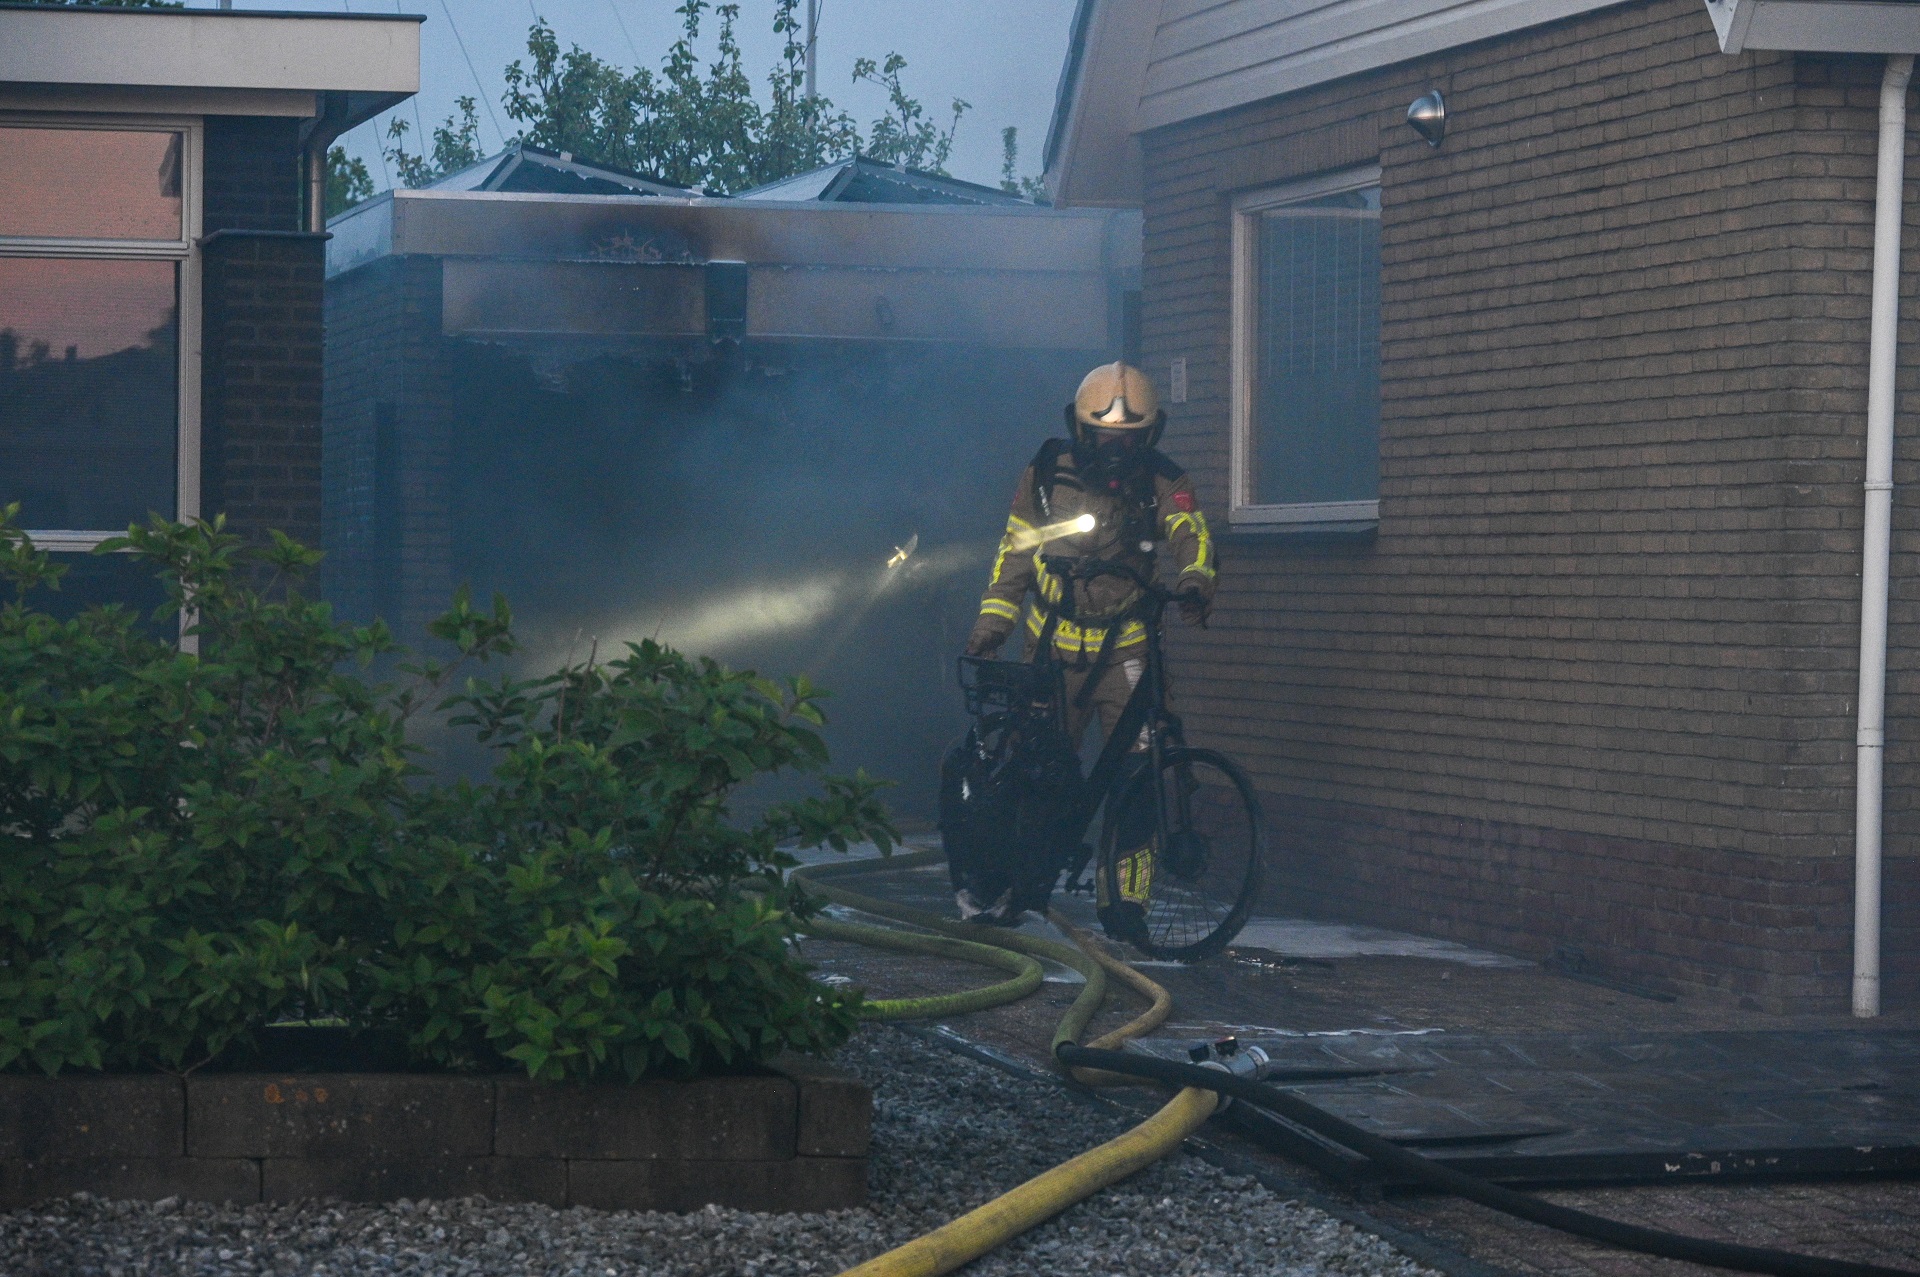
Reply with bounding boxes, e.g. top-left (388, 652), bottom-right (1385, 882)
top-left (1046, 0), bottom-right (1920, 1011)
top-left (0, 3), bottom-right (417, 615)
